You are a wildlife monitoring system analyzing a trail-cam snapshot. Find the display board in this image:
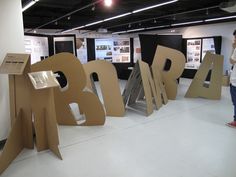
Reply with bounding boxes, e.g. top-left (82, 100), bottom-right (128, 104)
top-left (181, 36), bottom-right (222, 79)
top-left (94, 38), bottom-right (130, 63)
top-left (76, 38), bottom-right (88, 64)
top-left (53, 36), bottom-right (76, 56)
top-left (95, 38), bottom-right (113, 62)
top-left (201, 38), bottom-right (216, 60)
top-left (24, 35), bottom-right (49, 64)
top-left (185, 39), bottom-right (201, 69)
top-left (112, 38), bottom-right (130, 63)
top-left (133, 37), bottom-right (141, 63)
